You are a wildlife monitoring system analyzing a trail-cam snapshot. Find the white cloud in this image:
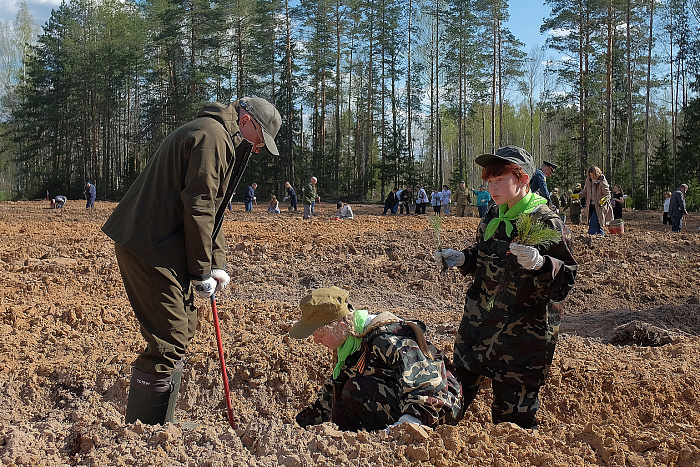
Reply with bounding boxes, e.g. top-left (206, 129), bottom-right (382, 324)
top-left (548, 28), bottom-right (571, 38)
